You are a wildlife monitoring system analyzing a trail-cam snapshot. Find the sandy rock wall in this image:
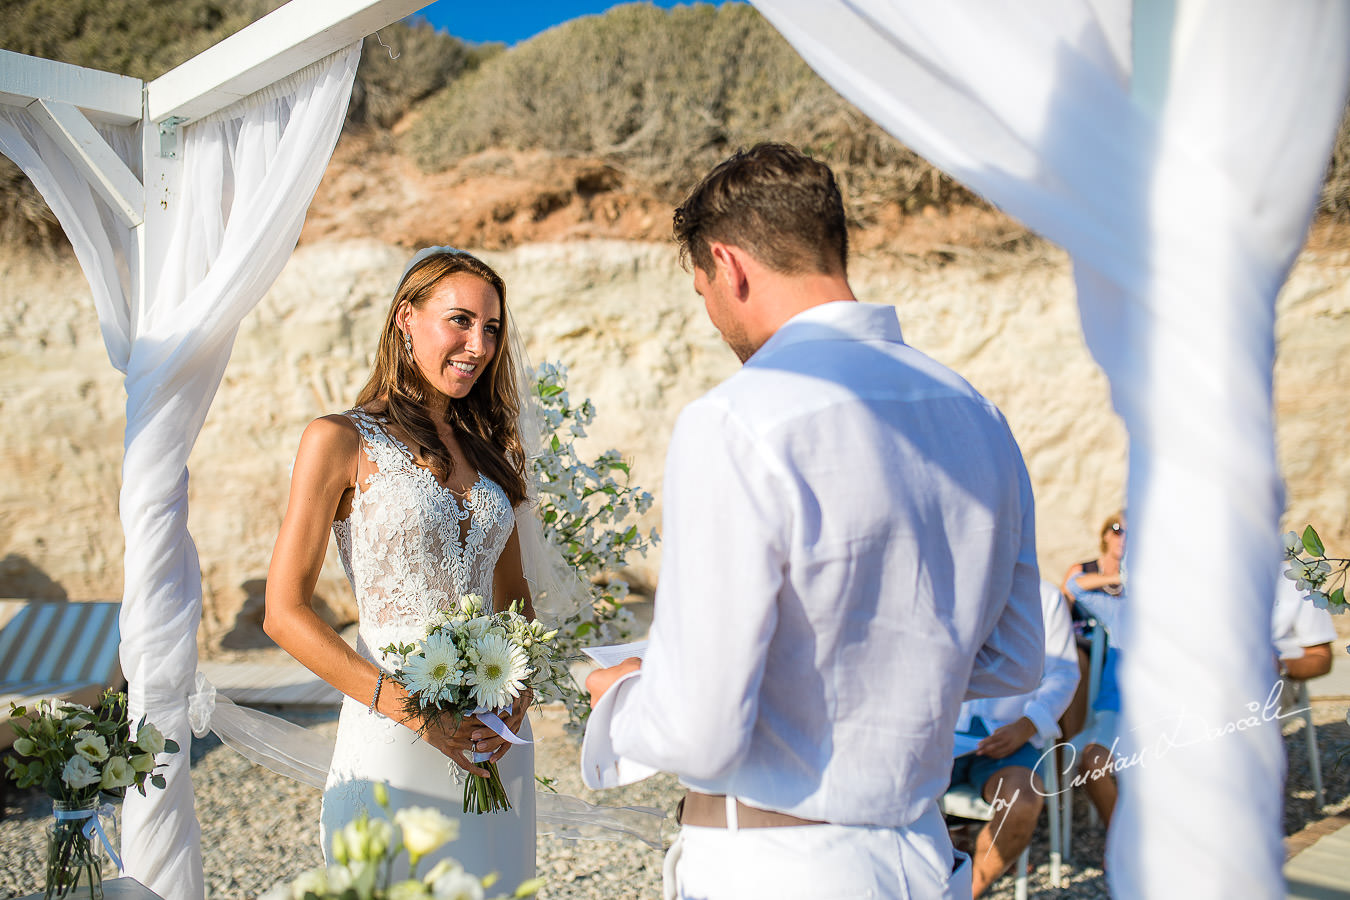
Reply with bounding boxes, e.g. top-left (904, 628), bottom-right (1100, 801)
top-left (1, 239), bottom-right (1345, 652)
